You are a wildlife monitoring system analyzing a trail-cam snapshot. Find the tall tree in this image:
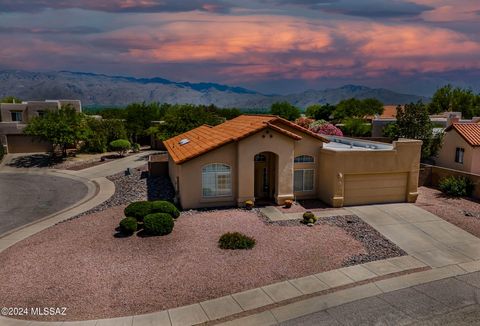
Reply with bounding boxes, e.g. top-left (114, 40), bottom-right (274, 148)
top-left (305, 103), bottom-right (335, 121)
top-left (24, 106), bottom-right (89, 157)
top-left (333, 98), bottom-right (383, 120)
top-left (385, 102), bottom-right (443, 160)
top-left (0, 96), bottom-right (22, 103)
top-left (429, 85), bottom-right (480, 118)
top-left (270, 101), bottom-right (301, 121)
